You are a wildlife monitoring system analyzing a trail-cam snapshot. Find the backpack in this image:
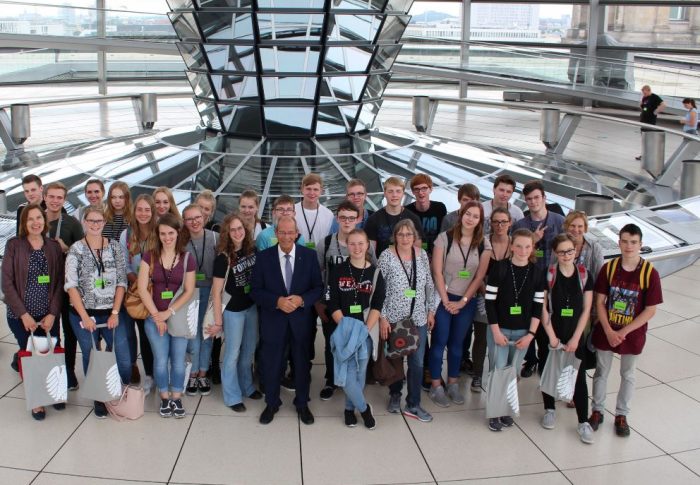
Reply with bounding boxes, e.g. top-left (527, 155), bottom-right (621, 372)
top-left (443, 231), bottom-right (485, 268)
top-left (546, 262), bottom-right (588, 312)
top-left (605, 257), bottom-right (653, 291)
